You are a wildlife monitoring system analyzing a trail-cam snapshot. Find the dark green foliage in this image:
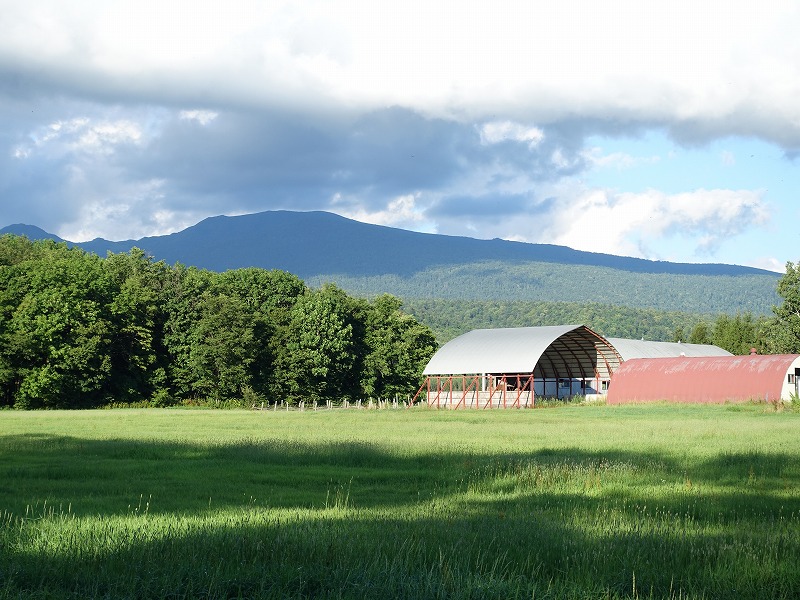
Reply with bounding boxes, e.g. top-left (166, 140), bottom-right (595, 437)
top-left (712, 313), bottom-right (763, 355)
top-left (102, 249), bottom-right (170, 403)
top-left (1, 230), bottom-right (791, 408)
top-left (361, 294), bottom-right (438, 398)
top-left (662, 268), bottom-right (800, 354)
top-left (688, 321), bottom-right (712, 345)
top-left (410, 294), bottom-right (792, 357)
top-left (308, 260), bottom-right (779, 315)
top-left (403, 298), bottom-right (709, 343)
top-left (0, 235), bottom-right (437, 408)
top-left (157, 265), bottom-right (212, 401)
top-left (668, 312), bottom-right (778, 355)
top-left (284, 285), bottom-right (357, 403)
top-left (186, 292), bottom-right (266, 401)
top-left (217, 267), bottom-right (306, 322)
top-left (771, 261), bottom-right (800, 353)
top-left (0, 241), bottom-right (116, 408)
